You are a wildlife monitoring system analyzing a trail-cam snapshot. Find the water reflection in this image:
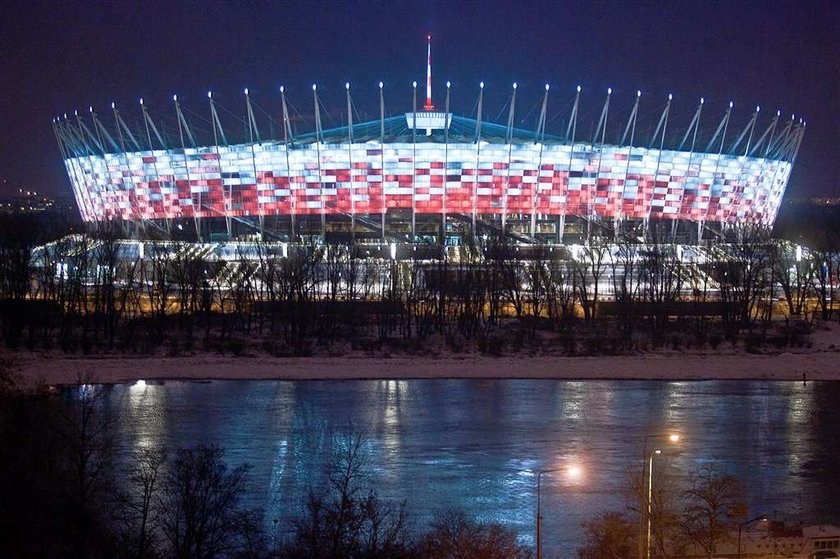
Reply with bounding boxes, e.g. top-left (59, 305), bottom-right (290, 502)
top-left (124, 380), bottom-right (168, 454)
top-left (96, 379), bottom-right (839, 557)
